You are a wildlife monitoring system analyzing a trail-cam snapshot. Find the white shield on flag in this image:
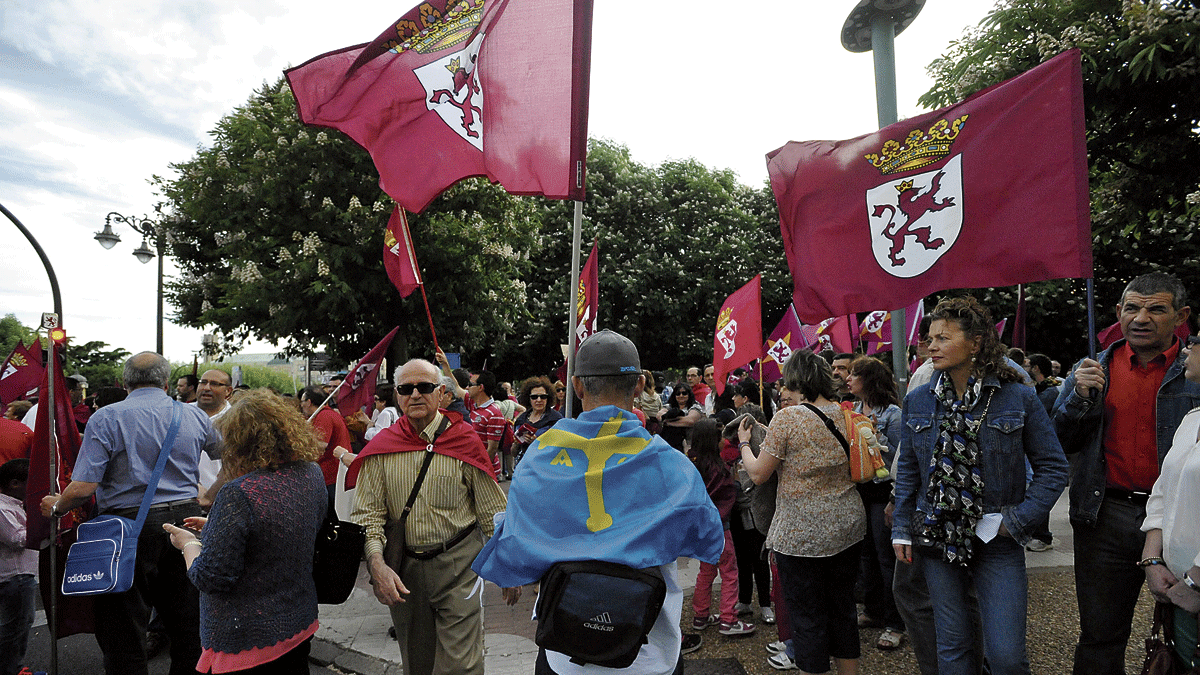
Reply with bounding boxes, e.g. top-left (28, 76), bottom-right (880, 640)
top-left (865, 154), bottom-right (964, 279)
top-left (414, 33), bottom-right (485, 150)
top-left (717, 319), bottom-right (739, 359)
top-left (766, 337), bottom-right (792, 365)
